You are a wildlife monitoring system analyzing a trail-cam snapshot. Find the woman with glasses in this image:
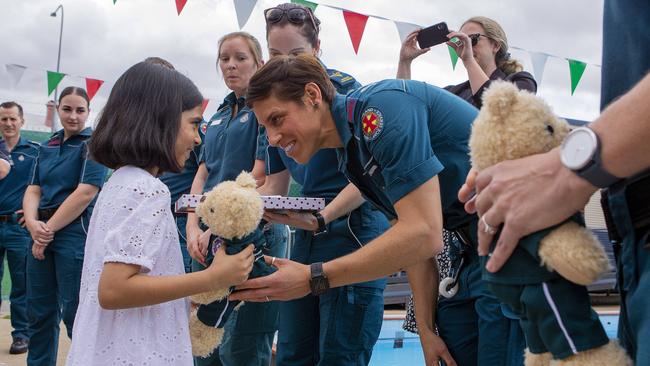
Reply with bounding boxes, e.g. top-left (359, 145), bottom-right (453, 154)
top-left (397, 16), bottom-right (535, 366)
top-left (257, 3), bottom-right (390, 365)
top-left (185, 31), bottom-right (287, 366)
